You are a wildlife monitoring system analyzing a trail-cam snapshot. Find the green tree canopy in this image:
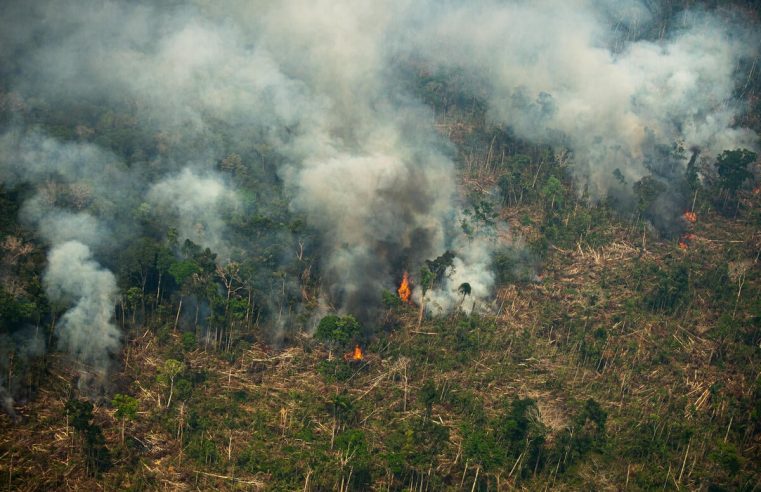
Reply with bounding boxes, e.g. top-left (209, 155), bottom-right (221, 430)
top-left (168, 259), bottom-right (201, 285)
top-left (541, 175), bottom-right (564, 210)
top-left (715, 148), bottom-right (756, 194)
top-left (314, 314), bottom-right (361, 346)
top-left (112, 393), bottom-right (138, 421)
